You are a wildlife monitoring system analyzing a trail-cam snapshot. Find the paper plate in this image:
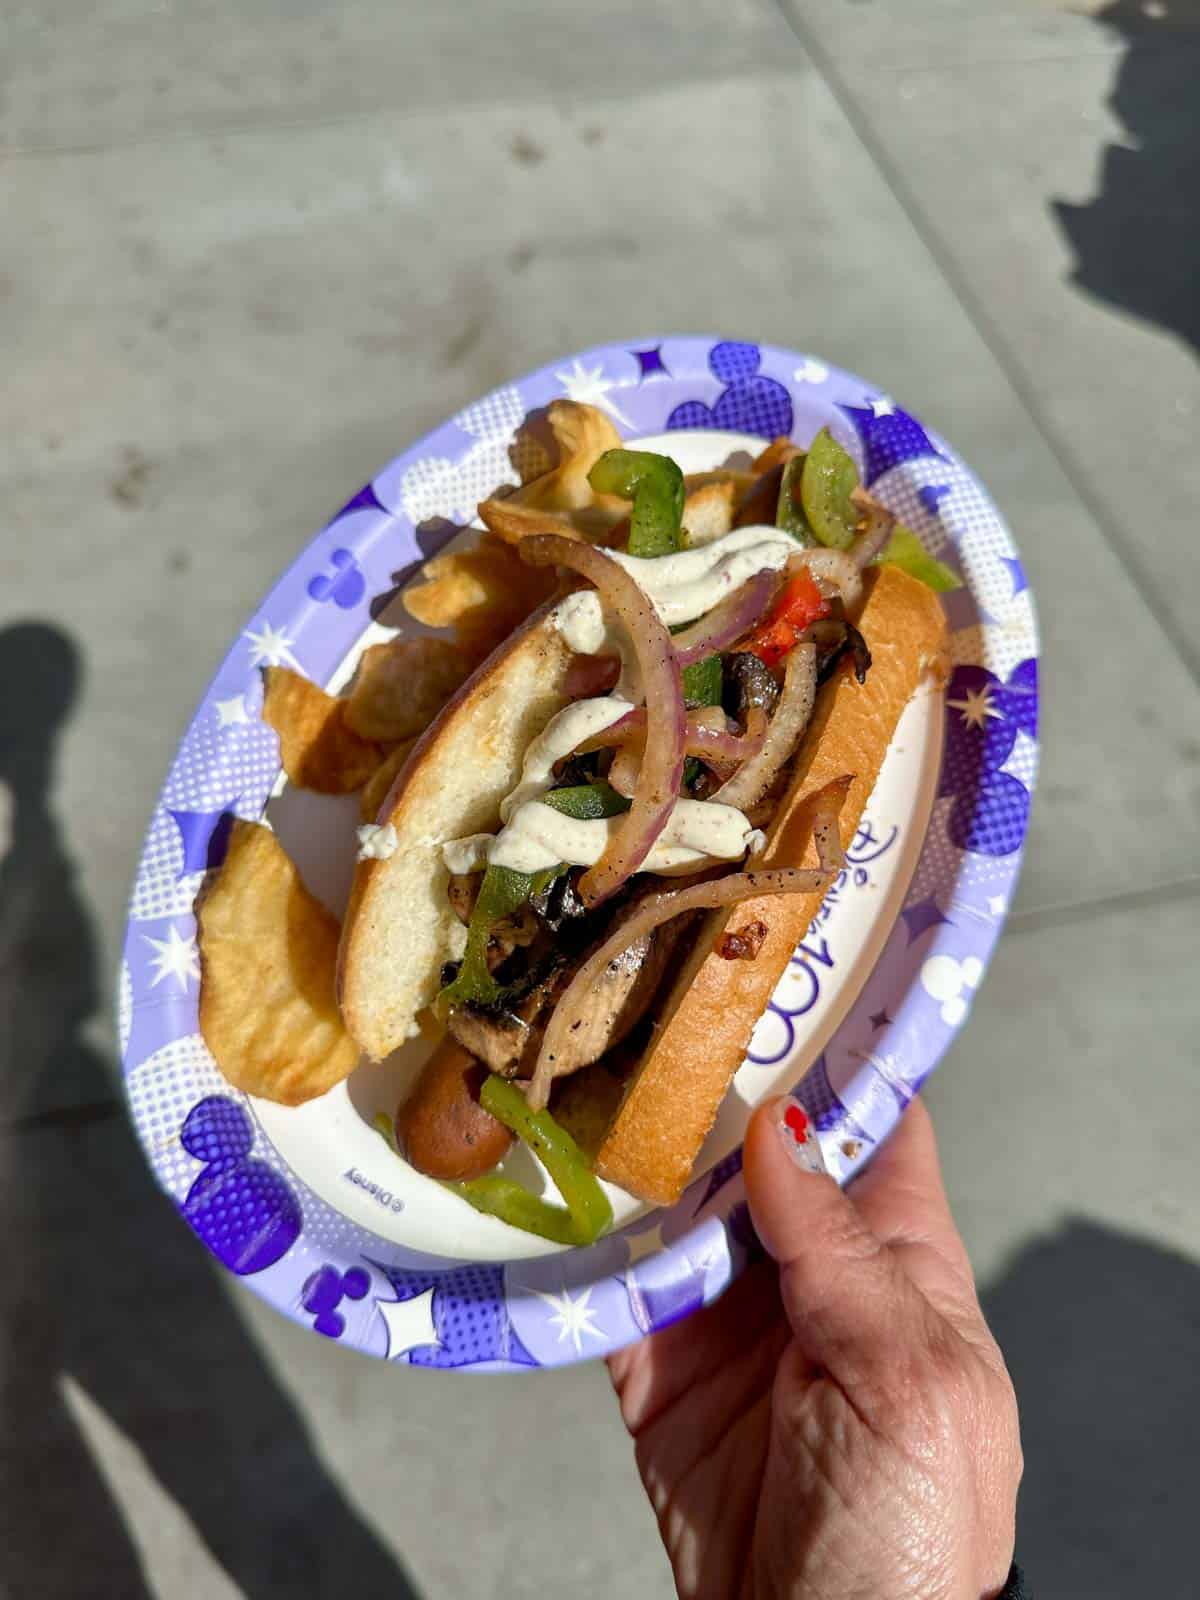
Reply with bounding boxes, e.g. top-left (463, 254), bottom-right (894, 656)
top-left (119, 338), bottom-right (1038, 1369)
